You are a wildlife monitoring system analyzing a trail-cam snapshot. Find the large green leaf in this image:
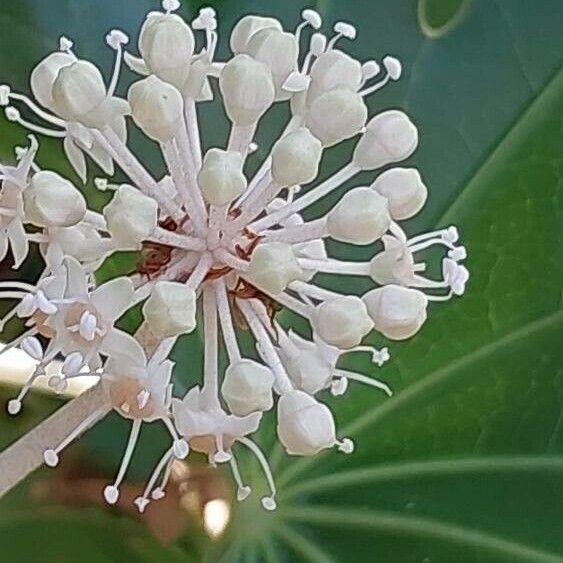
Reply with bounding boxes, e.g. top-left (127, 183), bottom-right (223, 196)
top-left (0, 0), bottom-right (562, 562)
